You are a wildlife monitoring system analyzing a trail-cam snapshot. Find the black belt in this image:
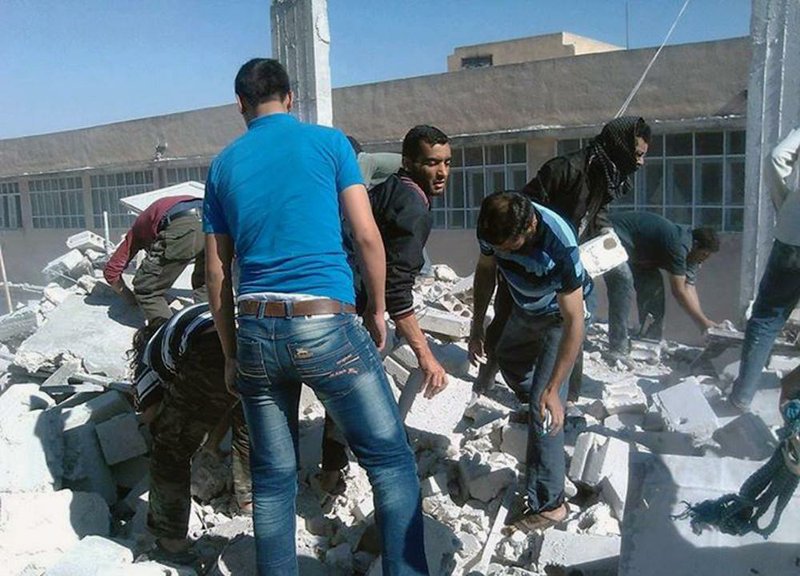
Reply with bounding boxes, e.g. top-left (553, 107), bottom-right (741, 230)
top-left (238, 299), bottom-right (355, 318)
top-left (159, 202), bottom-right (203, 231)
